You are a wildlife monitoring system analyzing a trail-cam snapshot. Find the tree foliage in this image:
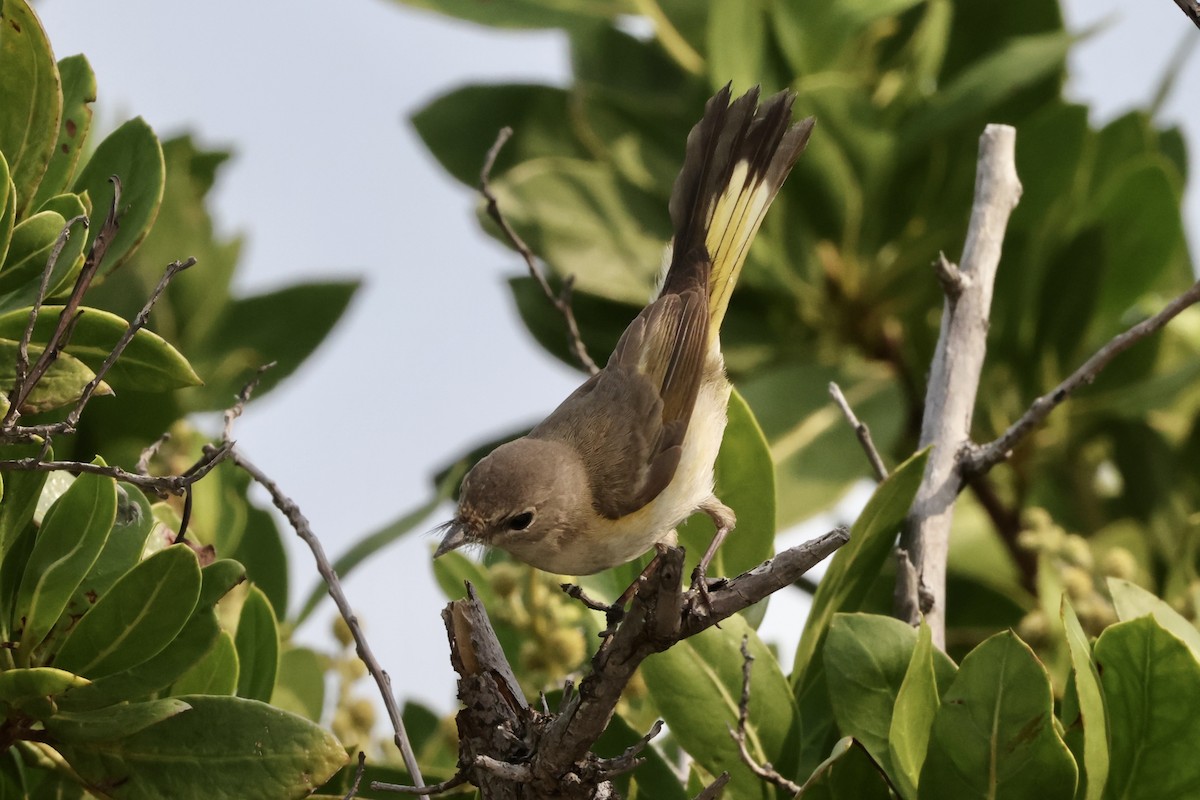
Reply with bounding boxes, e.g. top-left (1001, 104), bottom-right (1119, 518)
top-left (387, 0), bottom-right (1199, 796)
top-left (0, 1), bottom-right (362, 796)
